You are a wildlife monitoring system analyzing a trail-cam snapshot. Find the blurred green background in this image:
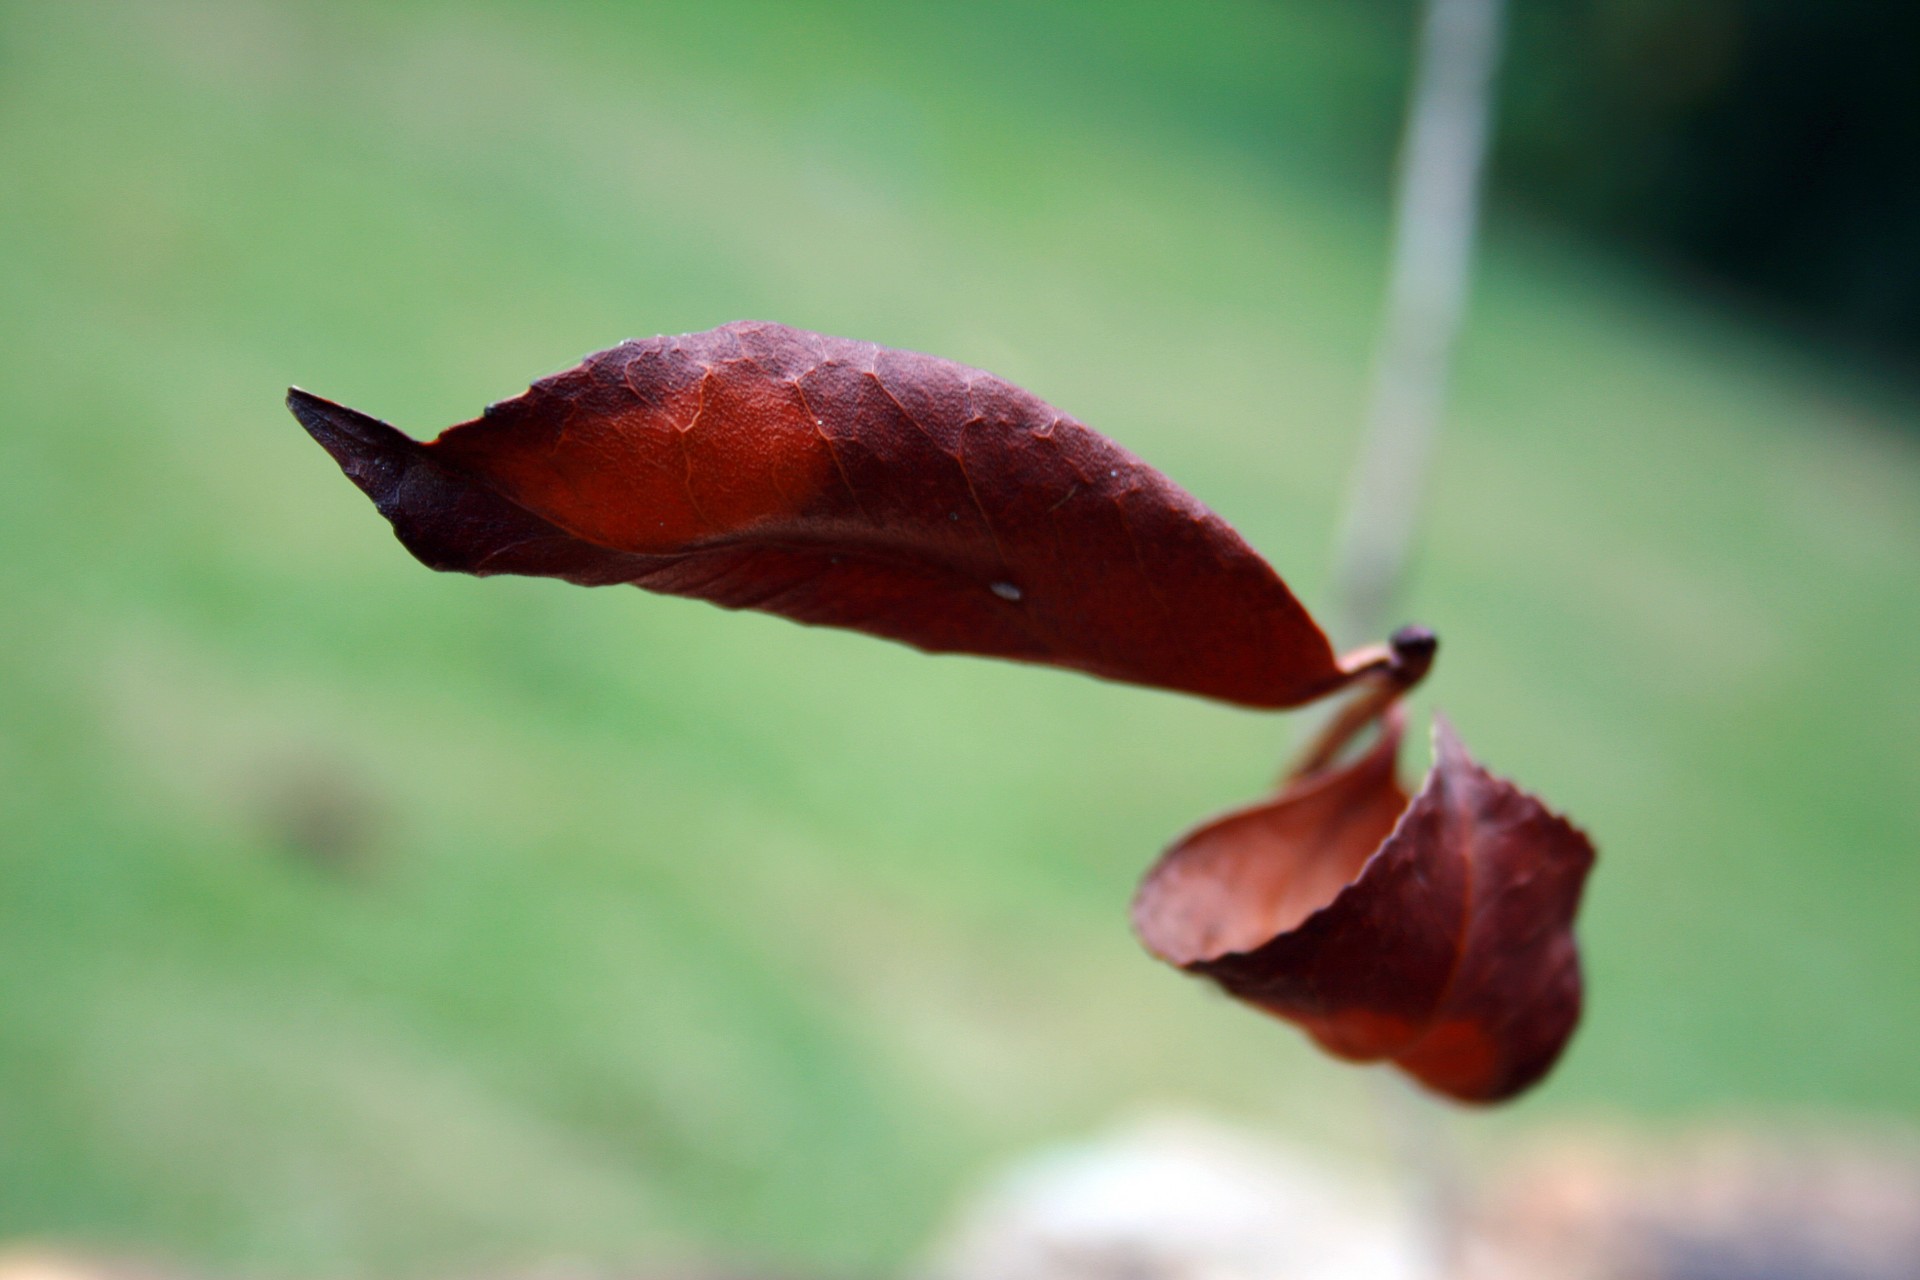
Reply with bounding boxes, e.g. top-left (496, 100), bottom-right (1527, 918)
top-left (2, 0), bottom-right (1917, 1274)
